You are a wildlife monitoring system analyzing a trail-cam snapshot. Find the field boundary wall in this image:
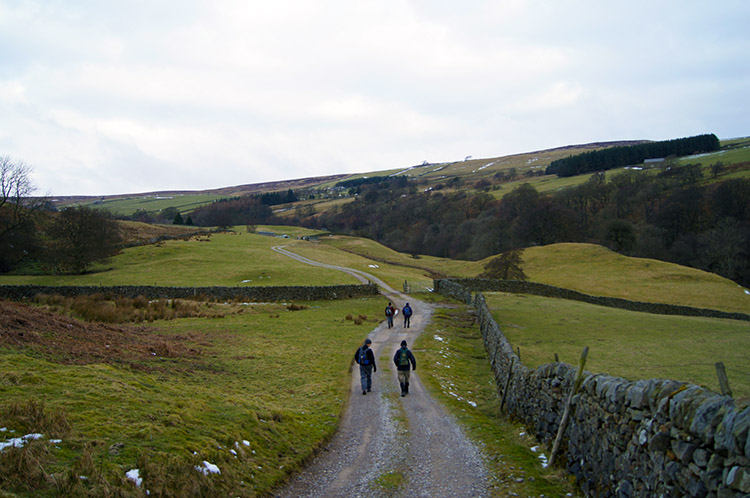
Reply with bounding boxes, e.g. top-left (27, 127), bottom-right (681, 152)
top-left (0, 284), bottom-right (379, 302)
top-left (434, 278), bottom-right (750, 321)
top-left (435, 279), bottom-right (750, 497)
